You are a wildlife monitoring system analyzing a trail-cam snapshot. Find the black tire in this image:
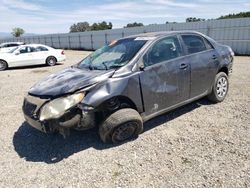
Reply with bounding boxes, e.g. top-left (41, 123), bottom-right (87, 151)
top-left (46, 56), bottom-right (57, 66)
top-left (99, 108), bottom-right (143, 143)
top-left (207, 72), bottom-right (229, 103)
top-left (0, 60), bottom-right (8, 71)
